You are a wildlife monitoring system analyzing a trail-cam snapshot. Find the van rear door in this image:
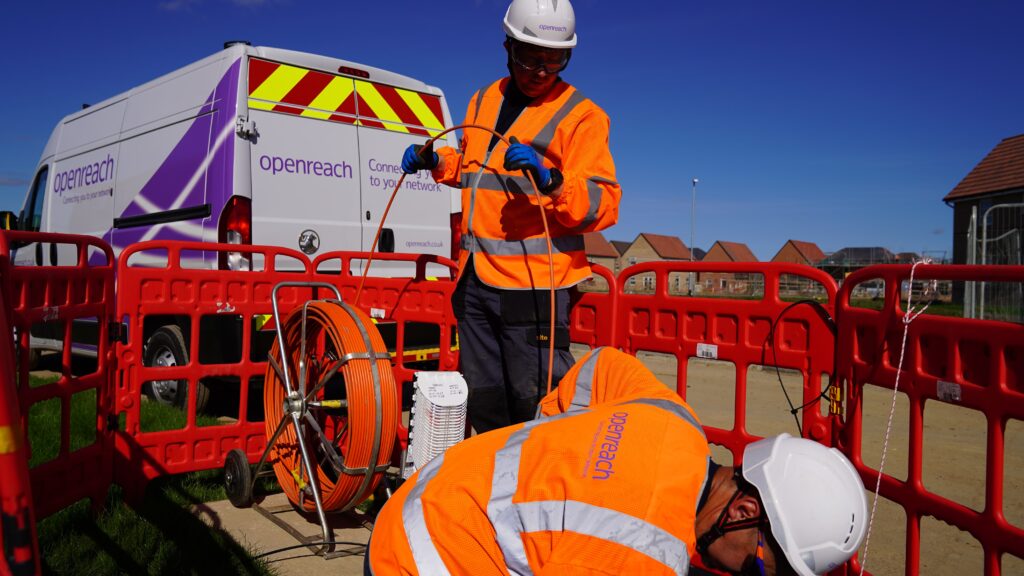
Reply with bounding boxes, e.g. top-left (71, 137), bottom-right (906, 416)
top-left (247, 58), bottom-right (362, 264)
top-left (351, 80), bottom-right (451, 277)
